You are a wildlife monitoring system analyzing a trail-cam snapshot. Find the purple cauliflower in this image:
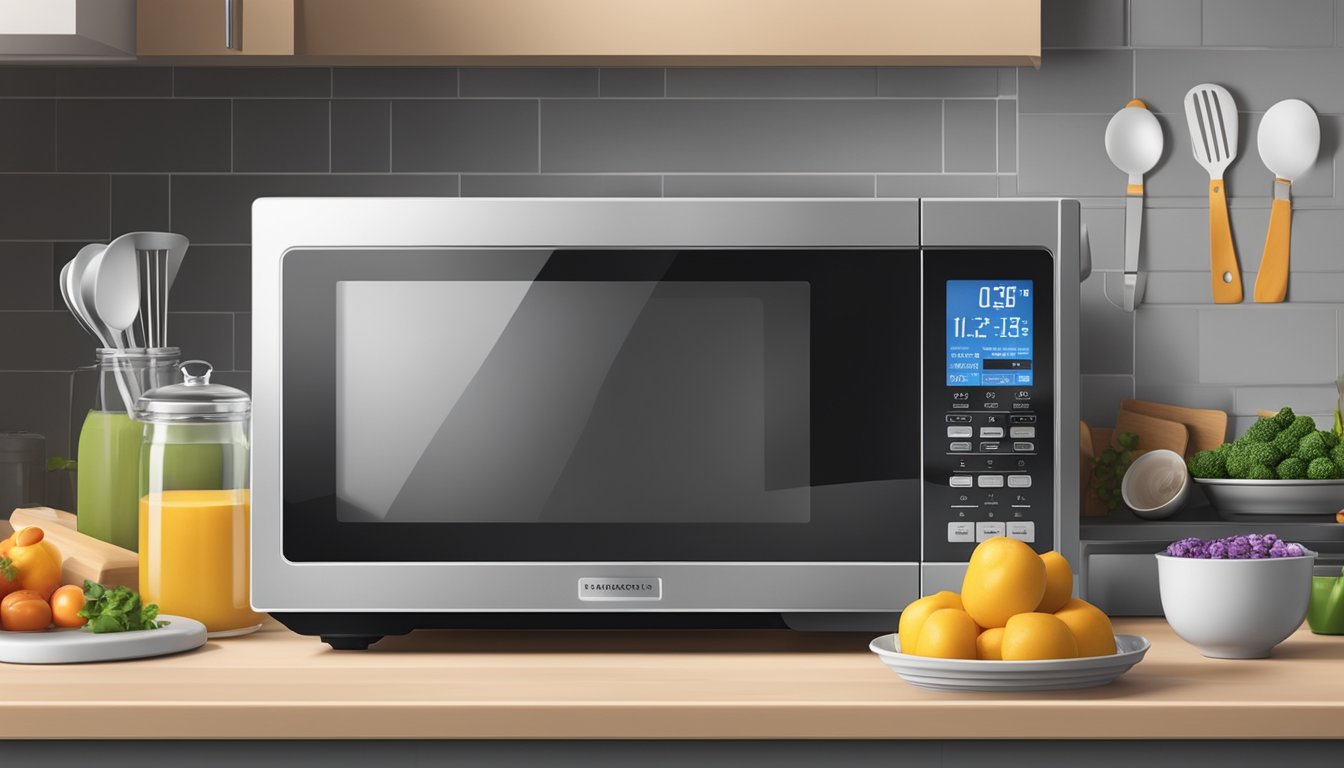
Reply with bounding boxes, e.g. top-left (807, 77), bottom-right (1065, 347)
top-left (1164, 533), bottom-right (1308, 559)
